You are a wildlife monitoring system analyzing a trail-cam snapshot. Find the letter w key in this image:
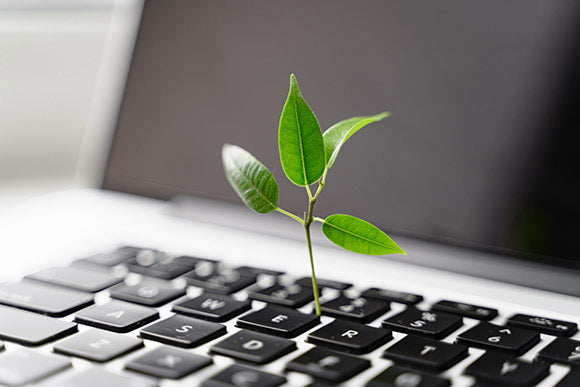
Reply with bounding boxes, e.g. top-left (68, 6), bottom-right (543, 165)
top-left (173, 293), bottom-right (251, 322)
